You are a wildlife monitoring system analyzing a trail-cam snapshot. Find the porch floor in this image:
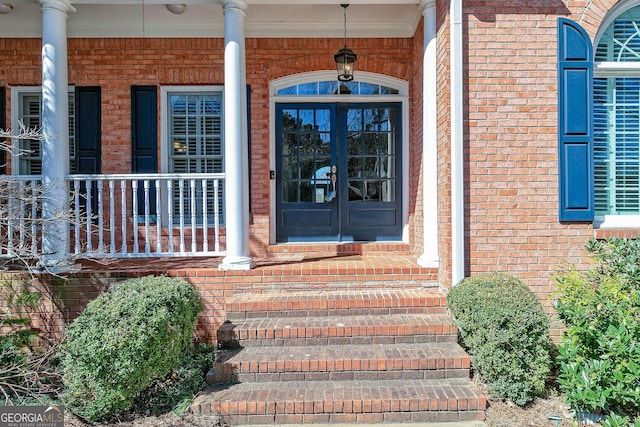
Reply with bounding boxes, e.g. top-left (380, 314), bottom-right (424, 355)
top-left (77, 253), bottom-right (439, 287)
